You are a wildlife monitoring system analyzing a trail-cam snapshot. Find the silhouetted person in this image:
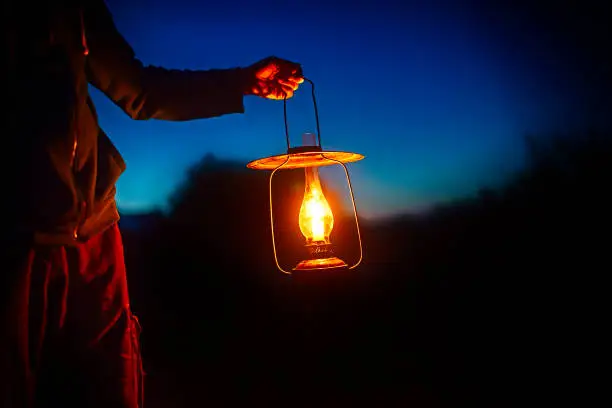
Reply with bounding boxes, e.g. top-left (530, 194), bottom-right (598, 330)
top-left (2, 1), bottom-right (304, 407)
